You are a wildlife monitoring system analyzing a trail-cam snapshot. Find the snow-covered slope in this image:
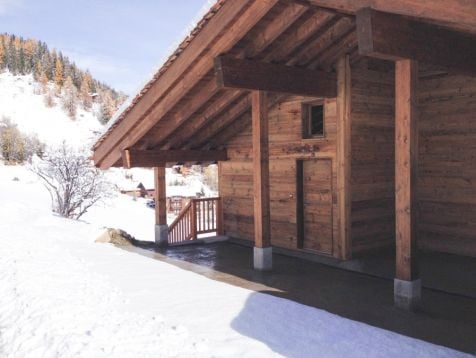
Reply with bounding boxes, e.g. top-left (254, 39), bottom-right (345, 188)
top-left (0, 71), bottom-right (217, 197)
top-left (0, 71), bottom-right (103, 147)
